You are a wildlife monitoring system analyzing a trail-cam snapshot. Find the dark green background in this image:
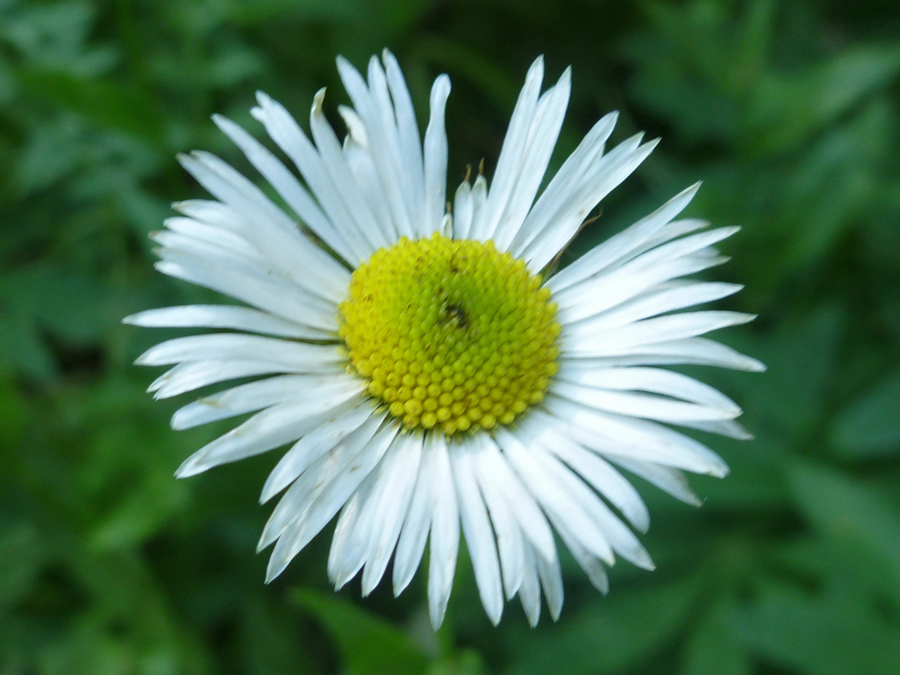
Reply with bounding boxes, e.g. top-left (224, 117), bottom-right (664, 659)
top-left (2, 0), bottom-right (899, 673)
